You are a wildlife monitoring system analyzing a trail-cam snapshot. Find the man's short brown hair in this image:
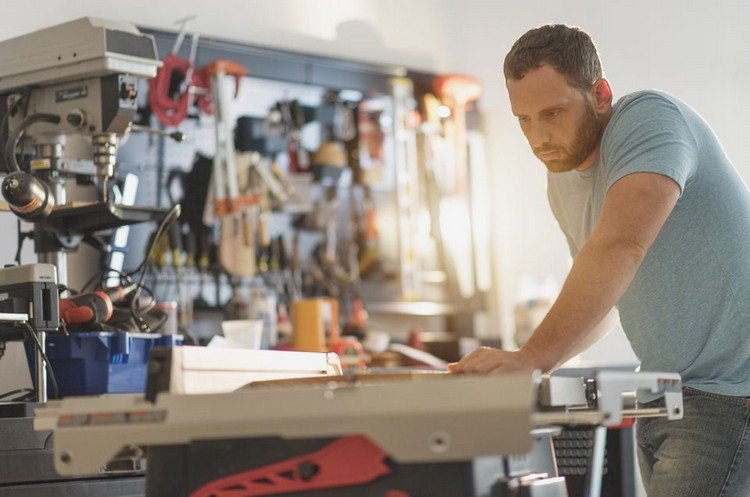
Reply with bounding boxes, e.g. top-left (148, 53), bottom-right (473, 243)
top-left (503, 24), bottom-right (602, 91)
